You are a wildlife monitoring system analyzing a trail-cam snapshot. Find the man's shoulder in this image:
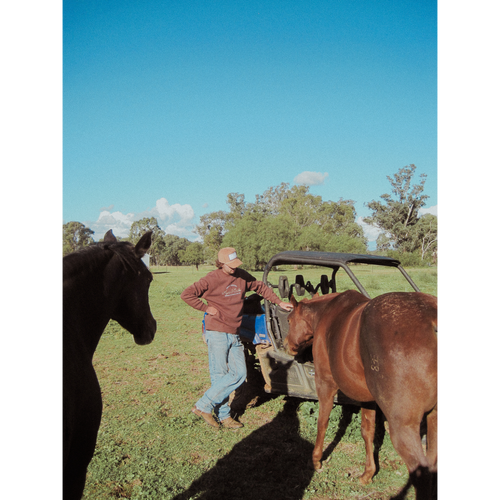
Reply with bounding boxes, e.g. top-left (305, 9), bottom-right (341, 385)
top-left (203, 268), bottom-right (222, 281)
top-left (204, 268), bottom-right (219, 277)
